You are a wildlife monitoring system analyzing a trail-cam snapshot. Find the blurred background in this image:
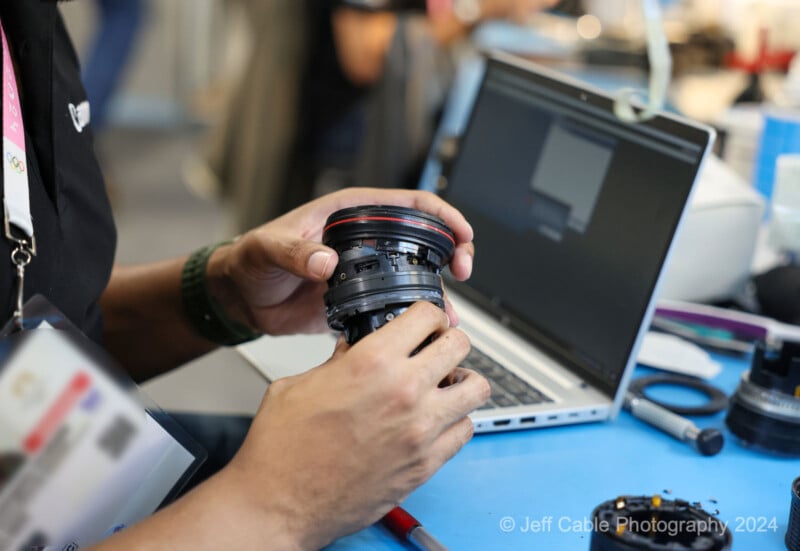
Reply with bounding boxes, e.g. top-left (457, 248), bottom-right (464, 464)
top-left (57, 0), bottom-right (800, 411)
